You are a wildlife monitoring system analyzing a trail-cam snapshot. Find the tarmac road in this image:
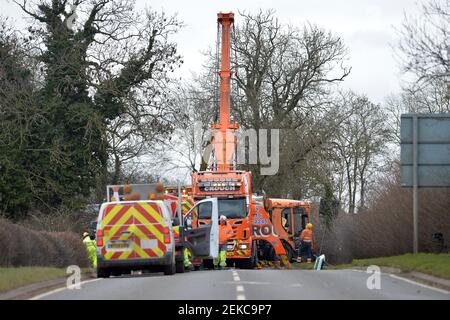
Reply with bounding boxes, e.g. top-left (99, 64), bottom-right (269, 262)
top-left (35, 268), bottom-right (450, 300)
